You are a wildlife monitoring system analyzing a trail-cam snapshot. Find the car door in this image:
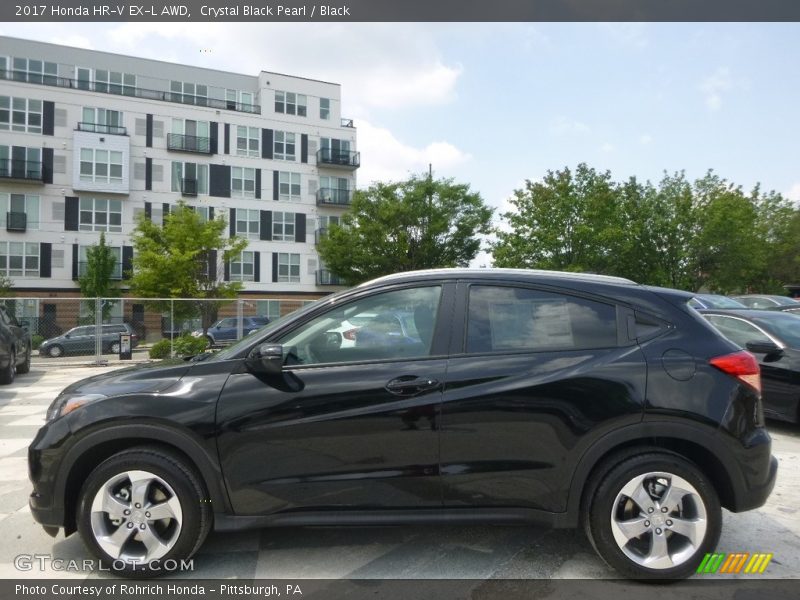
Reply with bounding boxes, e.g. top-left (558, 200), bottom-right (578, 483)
top-left (67, 326), bottom-right (92, 354)
top-left (215, 318), bottom-right (237, 342)
top-left (216, 283), bottom-right (454, 516)
top-left (439, 282), bottom-right (647, 513)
